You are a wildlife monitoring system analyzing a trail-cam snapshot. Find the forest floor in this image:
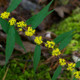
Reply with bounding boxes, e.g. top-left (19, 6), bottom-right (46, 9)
top-left (0, 0), bottom-right (80, 80)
